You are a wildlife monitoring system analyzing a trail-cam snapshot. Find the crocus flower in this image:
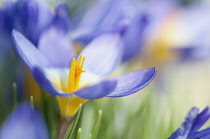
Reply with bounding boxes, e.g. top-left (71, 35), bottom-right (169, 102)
top-left (168, 107), bottom-right (210, 139)
top-left (0, 0), bottom-right (56, 60)
top-left (12, 29), bottom-right (156, 117)
top-left (2, 0), bottom-right (53, 45)
top-left (0, 103), bottom-right (49, 139)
